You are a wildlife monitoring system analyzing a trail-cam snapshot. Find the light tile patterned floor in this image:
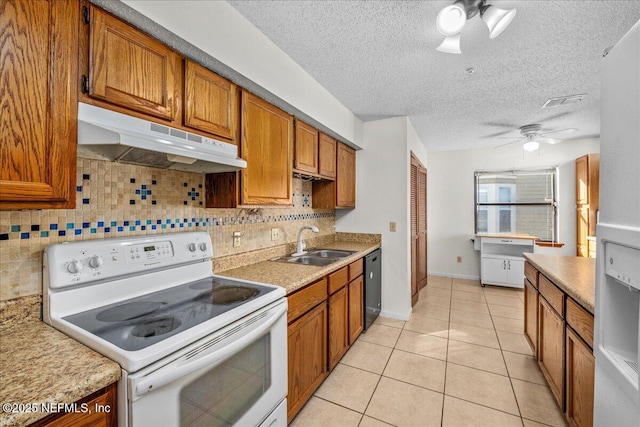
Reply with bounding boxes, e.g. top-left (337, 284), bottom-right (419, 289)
top-left (290, 276), bottom-right (567, 427)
